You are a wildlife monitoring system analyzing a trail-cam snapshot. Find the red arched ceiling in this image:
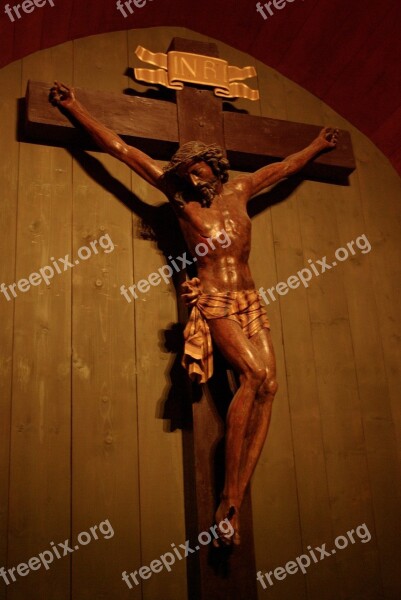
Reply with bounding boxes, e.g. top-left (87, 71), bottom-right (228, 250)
top-left (1, 0), bottom-right (400, 176)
